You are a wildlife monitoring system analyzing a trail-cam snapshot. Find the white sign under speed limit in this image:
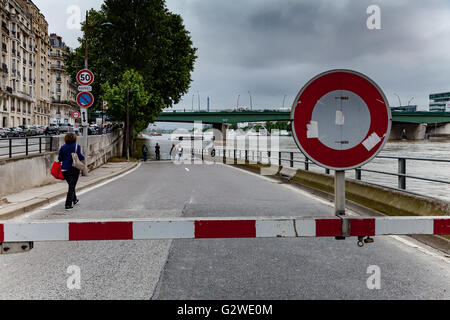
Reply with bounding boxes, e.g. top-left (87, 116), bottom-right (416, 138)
top-left (76, 69), bottom-right (94, 86)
